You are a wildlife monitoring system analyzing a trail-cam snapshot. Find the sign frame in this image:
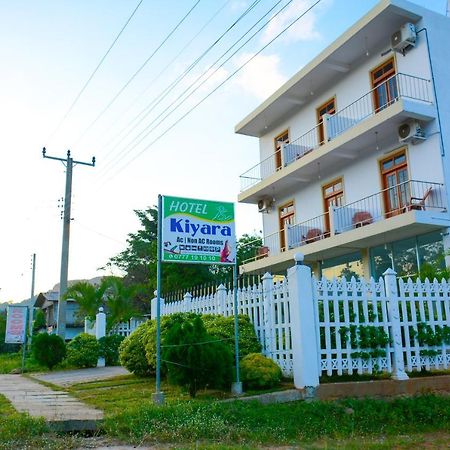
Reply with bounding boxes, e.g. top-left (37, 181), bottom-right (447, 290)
top-left (161, 195), bottom-right (236, 266)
